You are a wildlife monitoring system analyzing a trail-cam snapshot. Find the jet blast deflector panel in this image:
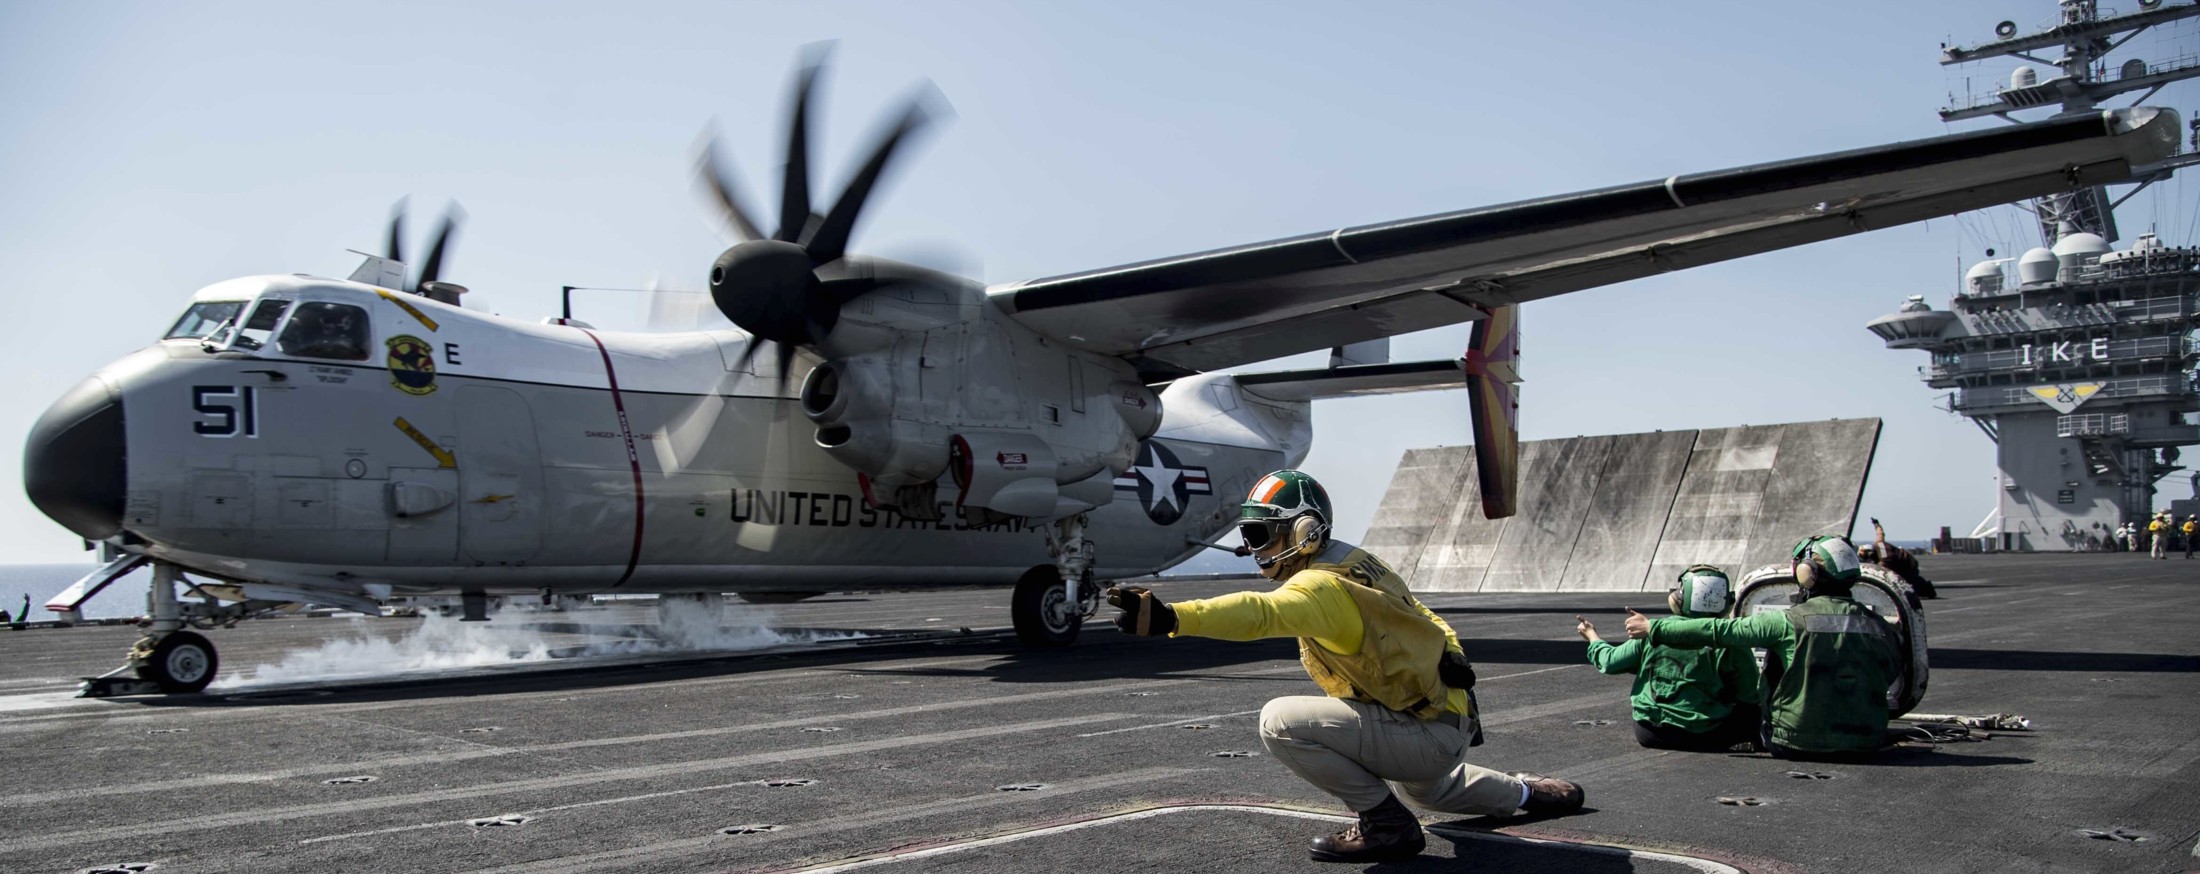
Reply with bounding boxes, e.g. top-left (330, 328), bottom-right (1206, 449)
top-left (1368, 419), bottom-right (1880, 592)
